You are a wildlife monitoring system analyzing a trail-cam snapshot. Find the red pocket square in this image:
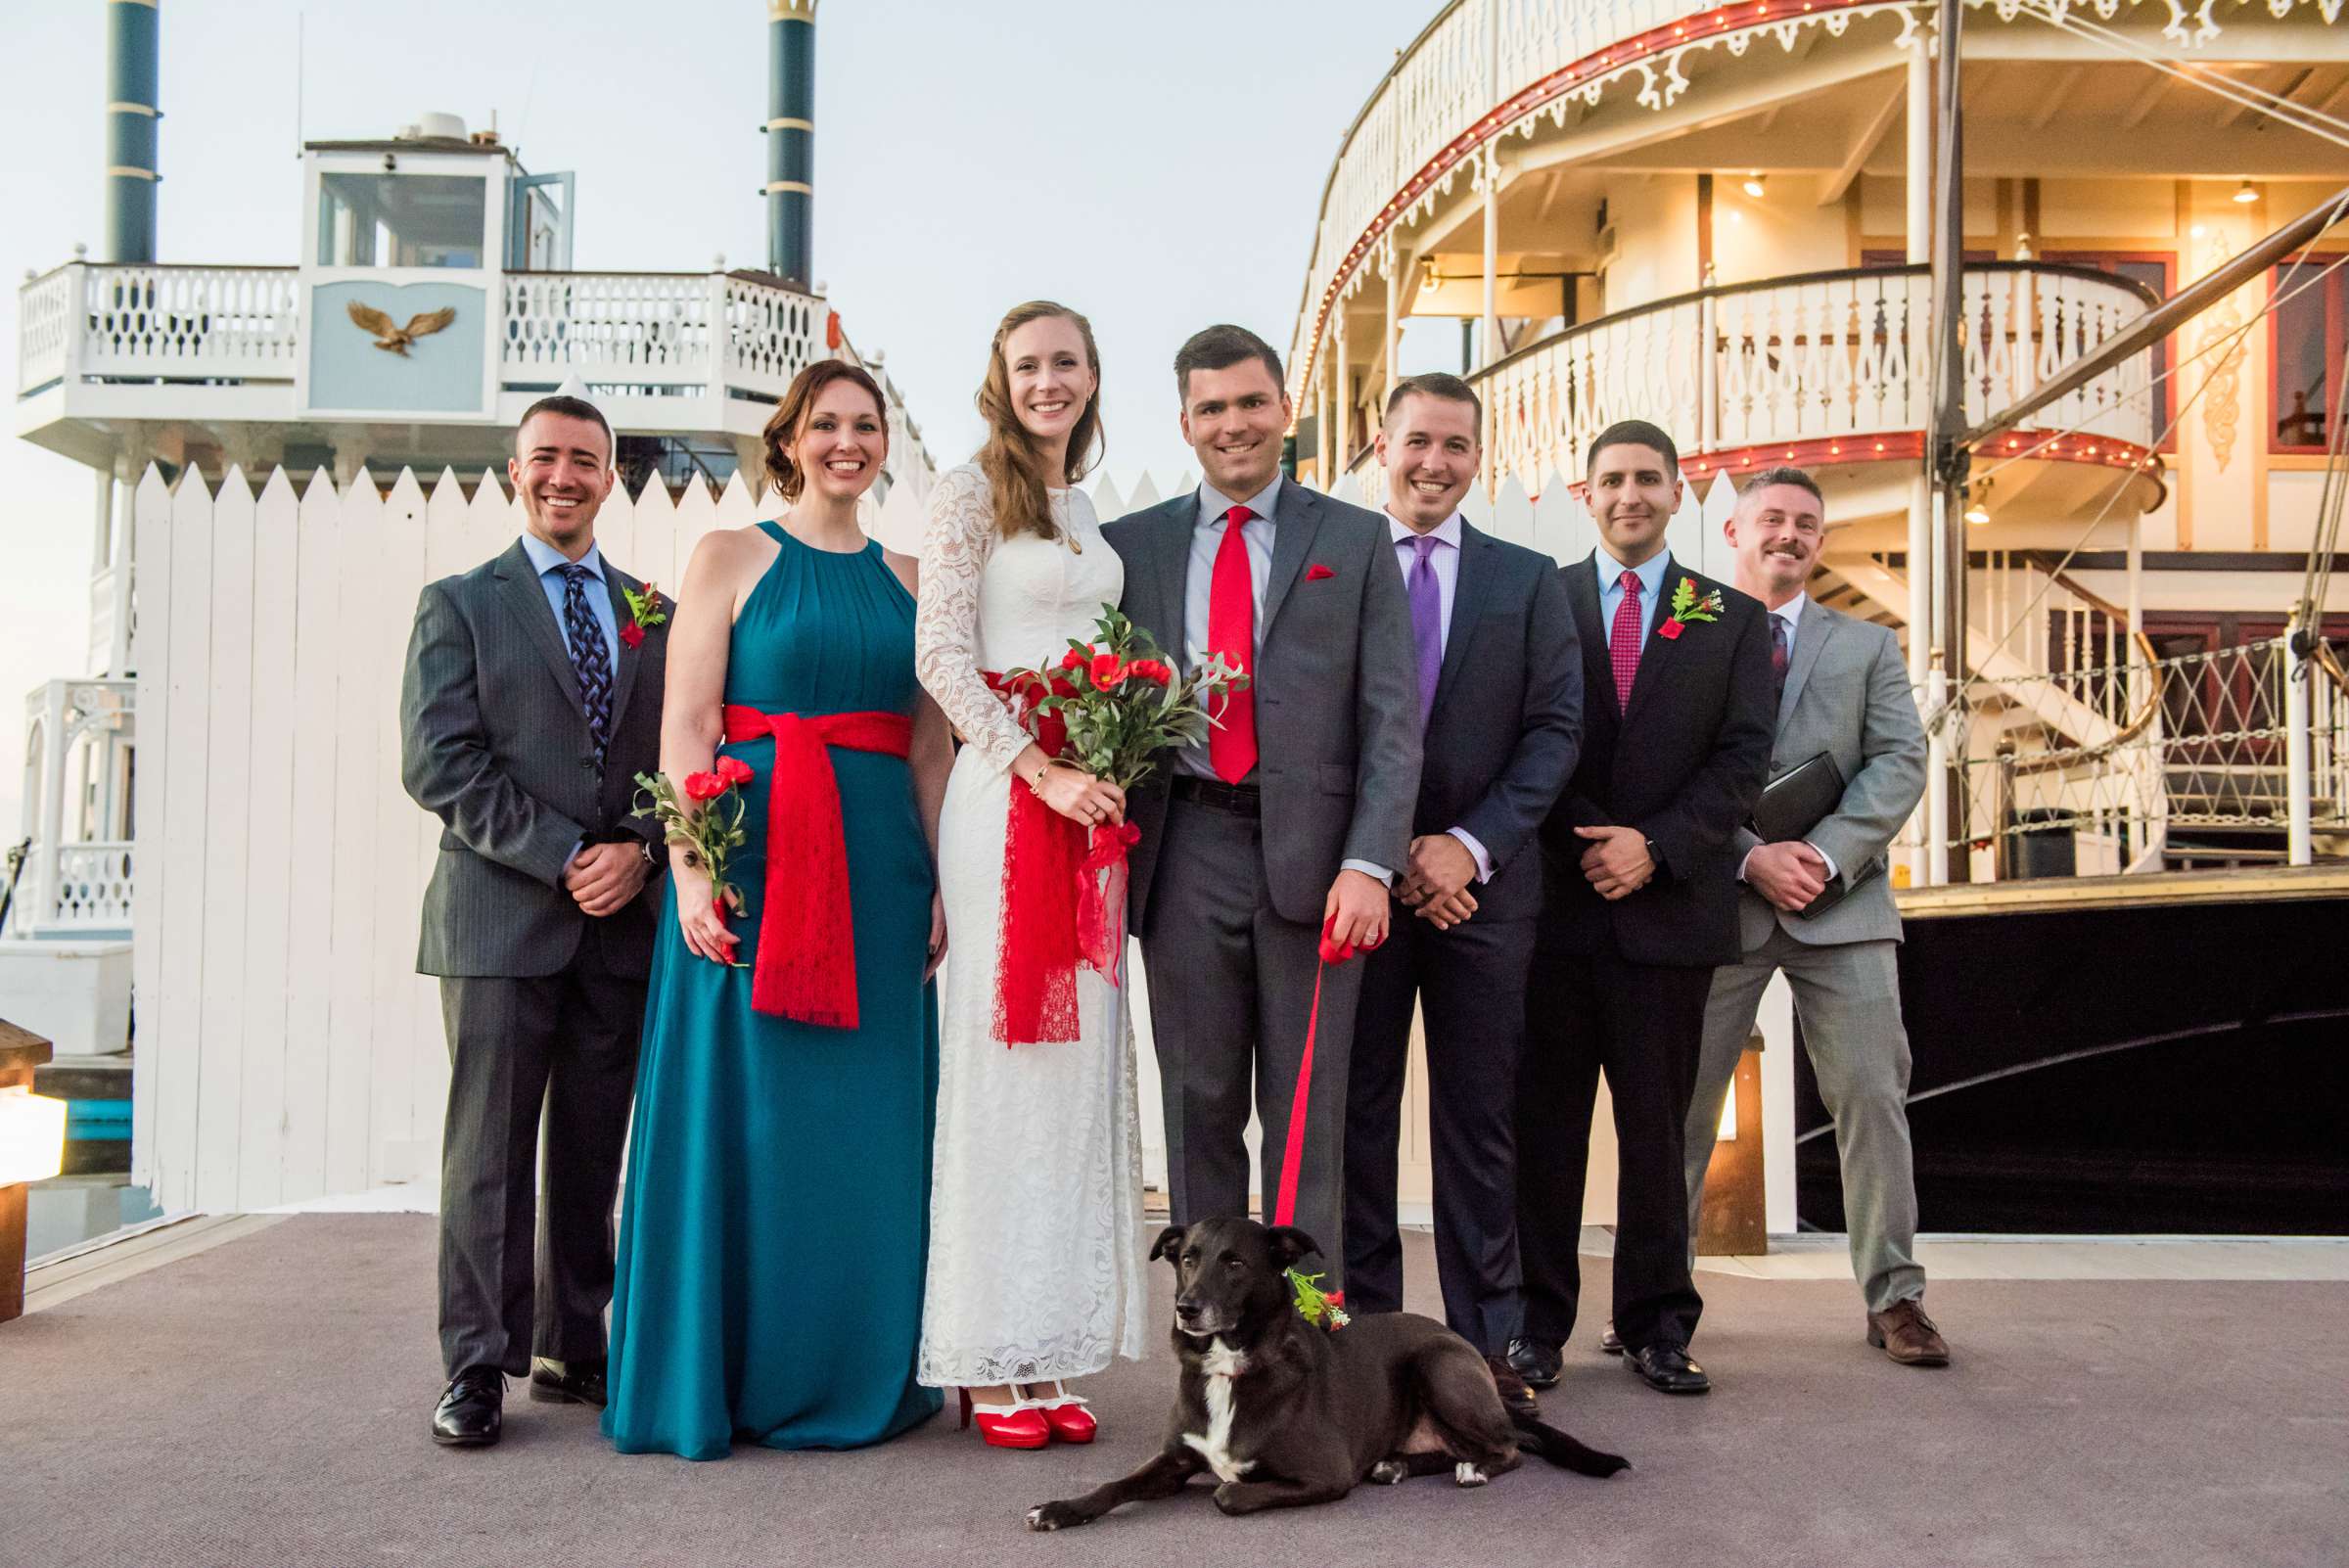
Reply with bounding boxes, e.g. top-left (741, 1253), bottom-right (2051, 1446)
top-left (1305, 563), bottom-right (1336, 581)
